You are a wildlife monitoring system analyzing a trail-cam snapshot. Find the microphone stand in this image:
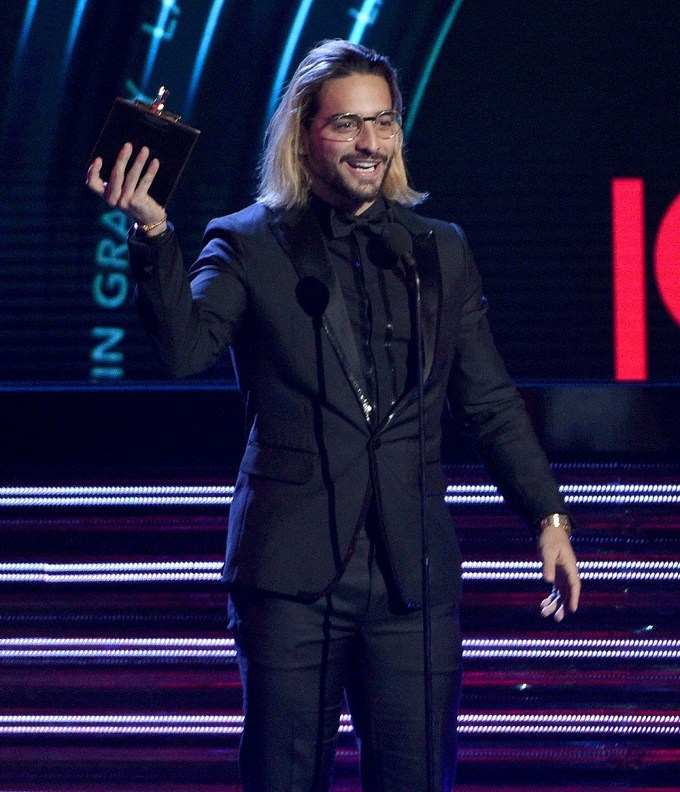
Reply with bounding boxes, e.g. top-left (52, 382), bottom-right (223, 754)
top-left (381, 222), bottom-right (436, 792)
top-left (404, 255), bottom-right (436, 792)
